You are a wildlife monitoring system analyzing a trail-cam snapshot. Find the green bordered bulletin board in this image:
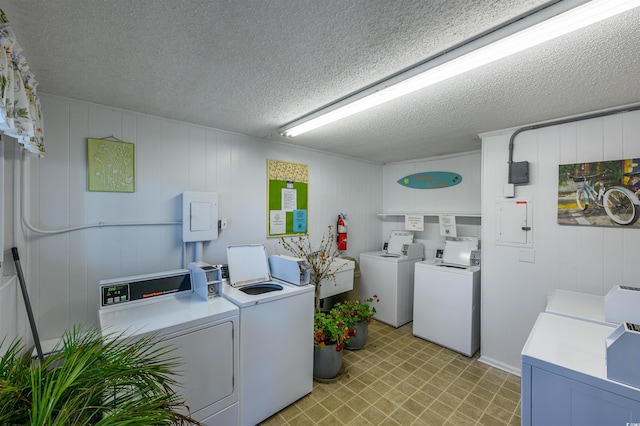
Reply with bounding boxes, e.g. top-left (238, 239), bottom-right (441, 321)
top-left (267, 159), bottom-right (308, 237)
